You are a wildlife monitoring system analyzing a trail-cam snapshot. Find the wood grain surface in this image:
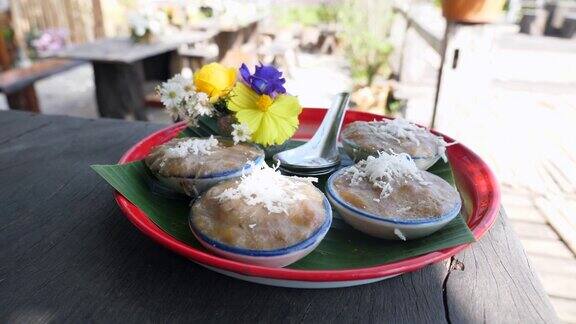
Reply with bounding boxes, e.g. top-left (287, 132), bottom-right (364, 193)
top-left (0, 111), bottom-right (558, 323)
top-left (57, 35), bottom-right (212, 64)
